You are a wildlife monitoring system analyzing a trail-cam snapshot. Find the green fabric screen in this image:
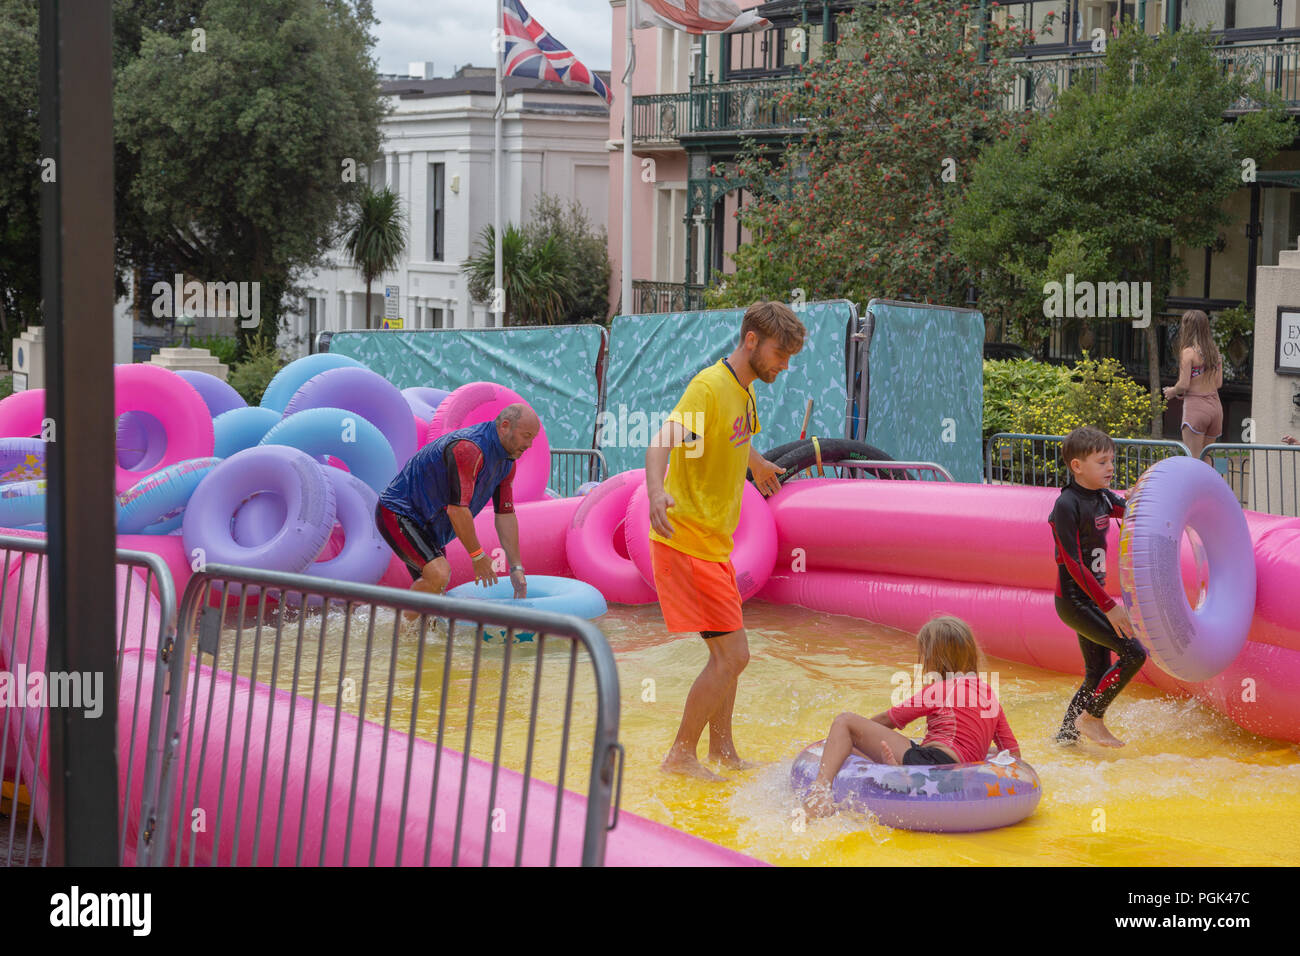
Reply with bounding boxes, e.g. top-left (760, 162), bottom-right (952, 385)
top-left (327, 326), bottom-right (605, 451)
top-left (601, 300), bottom-right (854, 475)
top-left (863, 299), bottom-right (984, 483)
